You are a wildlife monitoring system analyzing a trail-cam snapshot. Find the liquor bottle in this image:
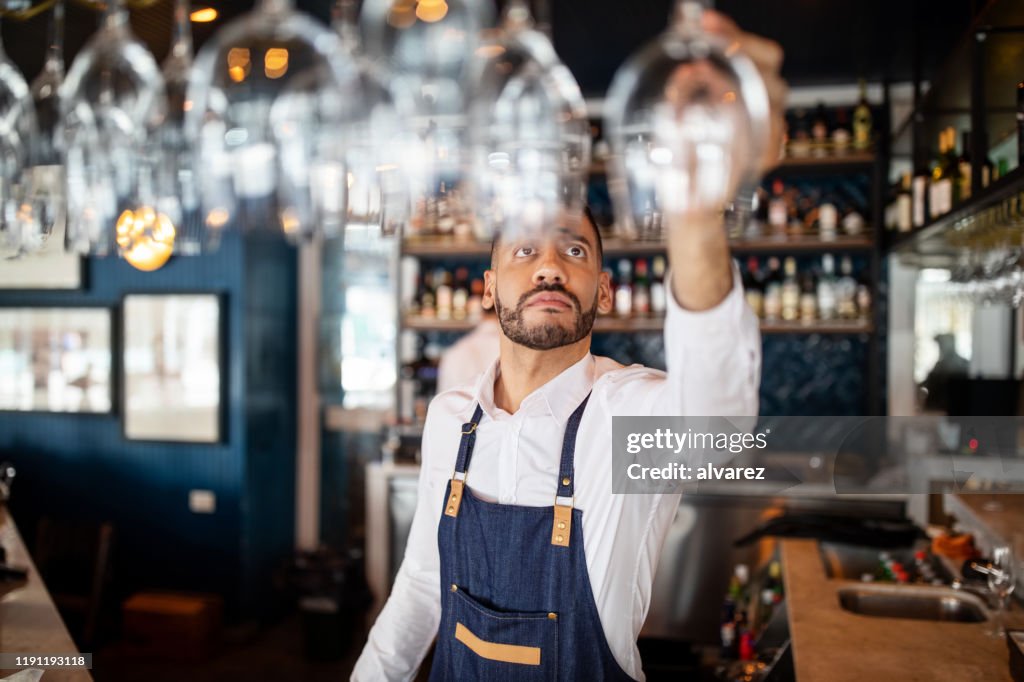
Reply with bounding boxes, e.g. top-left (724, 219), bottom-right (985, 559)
top-left (768, 179), bottom-right (787, 235)
top-left (957, 130), bottom-right (973, 202)
top-left (817, 254), bottom-right (838, 320)
top-left (615, 259), bottom-right (633, 317)
top-left (929, 129), bottom-right (953, 219)
top-left (836, 256), bottom-right (858, 320)
top-left (435, 269), bottom-right (453, 321)
top-left (896, 172), bottom-right (913, 233)
top-left (799, 270), bottom-right (817, 324)
top-left (811, 101), bottom-right (829, 157)
top-left (452, 267), bottom-right (470, 320)
top-left (407, 274), bottom-right (423, 317)
top-left (818, 201), bottom-right (838, 241)
top-left (1018, 81), bottom-right (1024, 166)
top-left (650, 256), bottom-right (667, 316)
top-left (633, 259), bottom-right (651, 316)
top-left (467, 278), bottom-right (484, 320)
top-left (762, 257), bottom-right (783, 321)
top-left (841, 207), bottom-right (865, 236)
top-left (853, 80), bottom-right (873, 150)
top-left (420, 270), bottom-right (437, 318)
top-left (742, 256), bottom-right (764, 318)
top-left (789, 108), bottom-right (811, 157)
top-left (780, 257), bottom-right (800, 322)
top-left (832, 106), bottom-right (851, 154)
top-left (912, 164), bottom-right (929, 228)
